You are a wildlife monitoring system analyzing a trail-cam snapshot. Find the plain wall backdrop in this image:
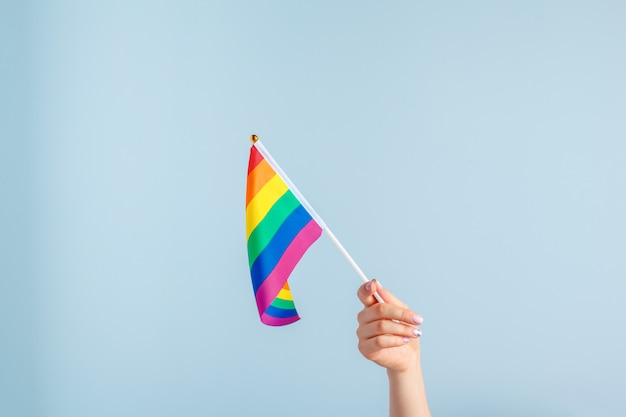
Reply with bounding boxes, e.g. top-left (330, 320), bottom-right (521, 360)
top-left (2, 1), bottom-right (625, 416)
